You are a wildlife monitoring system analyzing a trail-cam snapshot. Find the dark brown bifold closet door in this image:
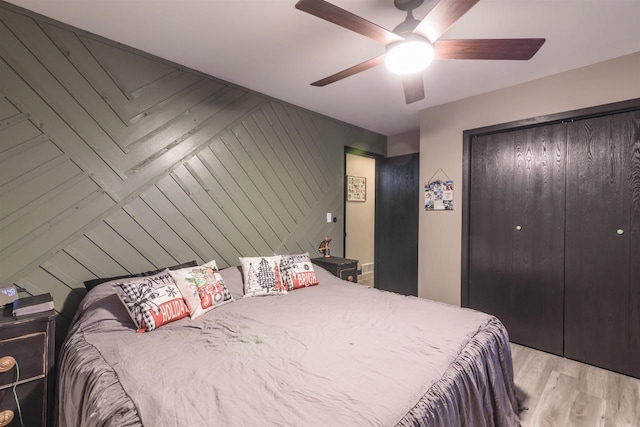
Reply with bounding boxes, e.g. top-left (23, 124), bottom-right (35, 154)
top-left (469, 124), bottom-right (565, 355)
top-left (565, 110), bottom-right (640, 376)
top-left (632, 112), bottom-right (640, 378)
